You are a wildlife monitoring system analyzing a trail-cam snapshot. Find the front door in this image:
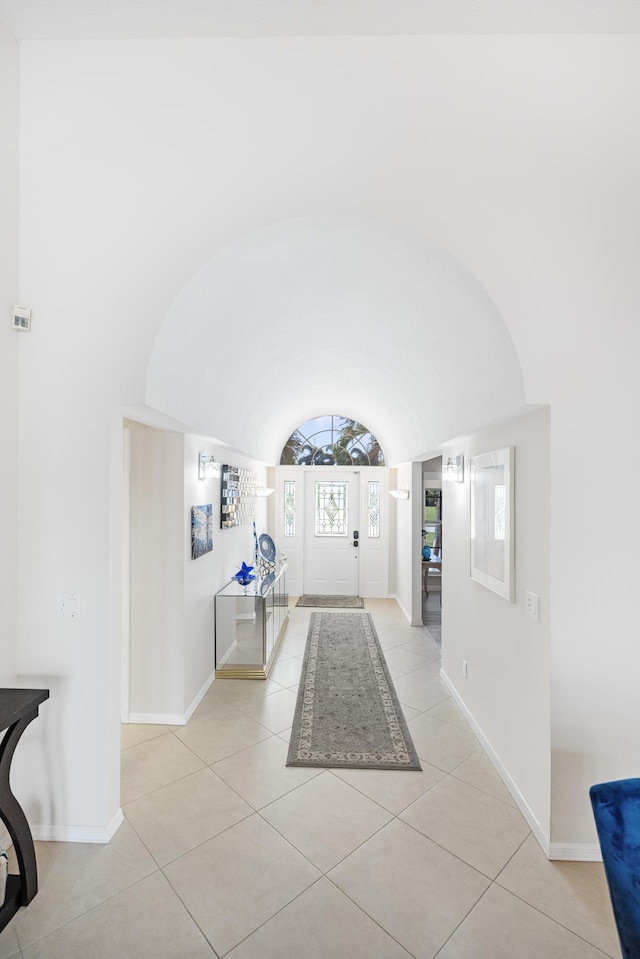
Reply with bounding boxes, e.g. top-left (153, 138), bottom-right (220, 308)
top-left (303, 472), bottom-right (359, 596)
